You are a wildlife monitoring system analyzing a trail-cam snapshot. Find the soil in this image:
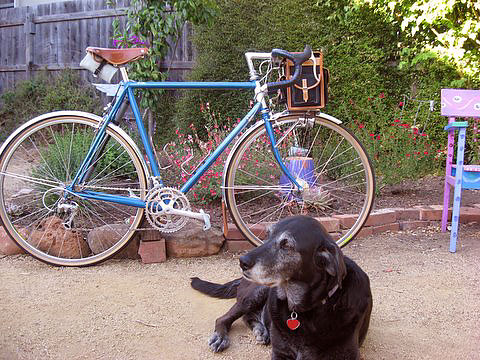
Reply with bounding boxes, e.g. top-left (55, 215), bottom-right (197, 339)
top-left (1, 175), bottom-right (480, 360)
